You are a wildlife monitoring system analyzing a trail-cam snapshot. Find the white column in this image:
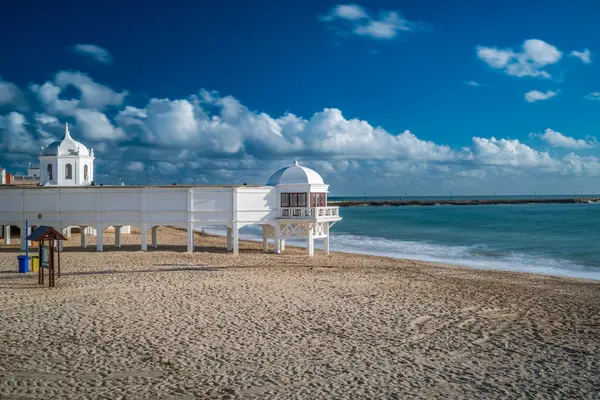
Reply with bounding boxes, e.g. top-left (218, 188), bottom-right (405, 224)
top-left (262, 235), bottom-right (269, 252)
top-left (4, 225), bottom-right (10, 245)
top-left (226, 227), bottom-right (232, 251)
top-left (232, 223), bottom-right (239, 255)
top-left (96, 224), bottom-right (103, 252)
top-left (81, 226), bottom-right (87, 248)
top-left (324, 236), bottom-right (330, 255)
top-left (280, 239), bottom-right (286, 252)
top-left (187, 222), bottom-right (194, 253)
top-left (141, 223), bottom-right (147, 251)
top-left (20, 224), bottom-right (26, 251)
top-left (151, 226), bottom-right (158, 248)
top-left (66, 226), bottom-right (72, 238)
top-left (307, 224), bottom-right (314, 257)
top-left (59, 239), bottom-right (64, 252)
top-left (274, 224), bottom-right (281, 254)
top-left (115, 226), bottom-right (122, 248)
